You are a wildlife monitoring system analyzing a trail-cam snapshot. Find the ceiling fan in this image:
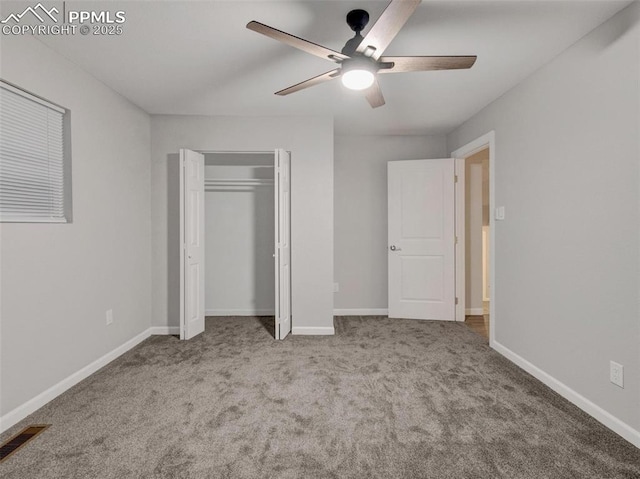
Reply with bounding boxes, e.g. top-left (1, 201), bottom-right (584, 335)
top-left (246, 0), bottom-right (477, 108)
